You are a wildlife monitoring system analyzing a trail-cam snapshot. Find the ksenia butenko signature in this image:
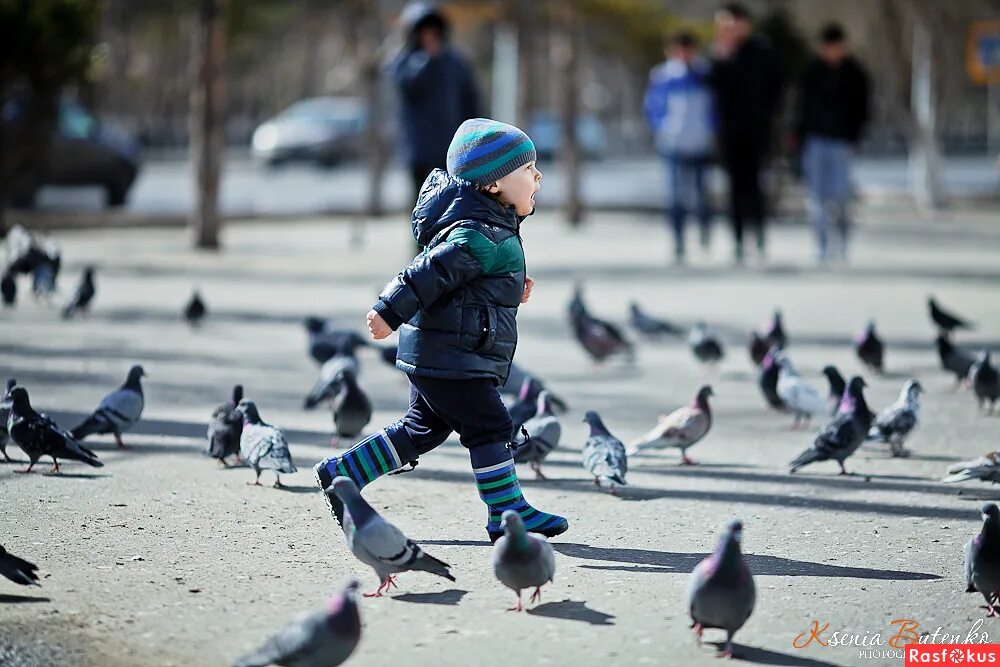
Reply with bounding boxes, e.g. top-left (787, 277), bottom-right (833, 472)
top-left (793, 619), bottom-right (991, 650)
